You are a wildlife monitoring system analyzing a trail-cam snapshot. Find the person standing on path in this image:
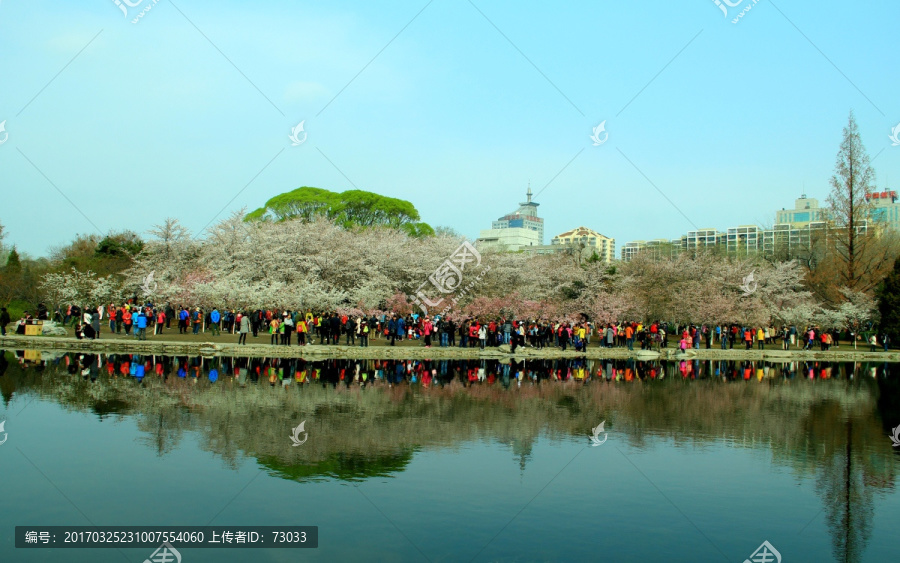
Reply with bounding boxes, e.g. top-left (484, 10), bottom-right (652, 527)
top-left (330, 313), bottom-right (341, 345)
top-left (238, 312), bottom-right (249, 345)
top-left (345, 315), bottom-right (356, 346)
top-left (422, 317), bottom-right (433, 348)
top-left (296, 316), bottom-right (308, 346)
top-left (269, 317), bottom-right (280, 345)
top-left (359, 319), bottom-right (369, 347)
top-left (136, 308), bottom-right (148, 340)
top-left (388, 315), bottom-right (398, 346)
top-left (156, 308), bottom-right (166, 335)
top-left (108, 303), bottom-right (117, 334)
top-left (0, 306), bottom-right (10, 336)
top-left (210, 308), bottom-right (221, 336)
top-left (91, 309), bottom-right (101, 339)
top-left (283, 311), bottom-right (293, 345)
top-left (122, 308), bottom-right (133, 336)
top-left (192, 308), bottom-right (202, 334)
